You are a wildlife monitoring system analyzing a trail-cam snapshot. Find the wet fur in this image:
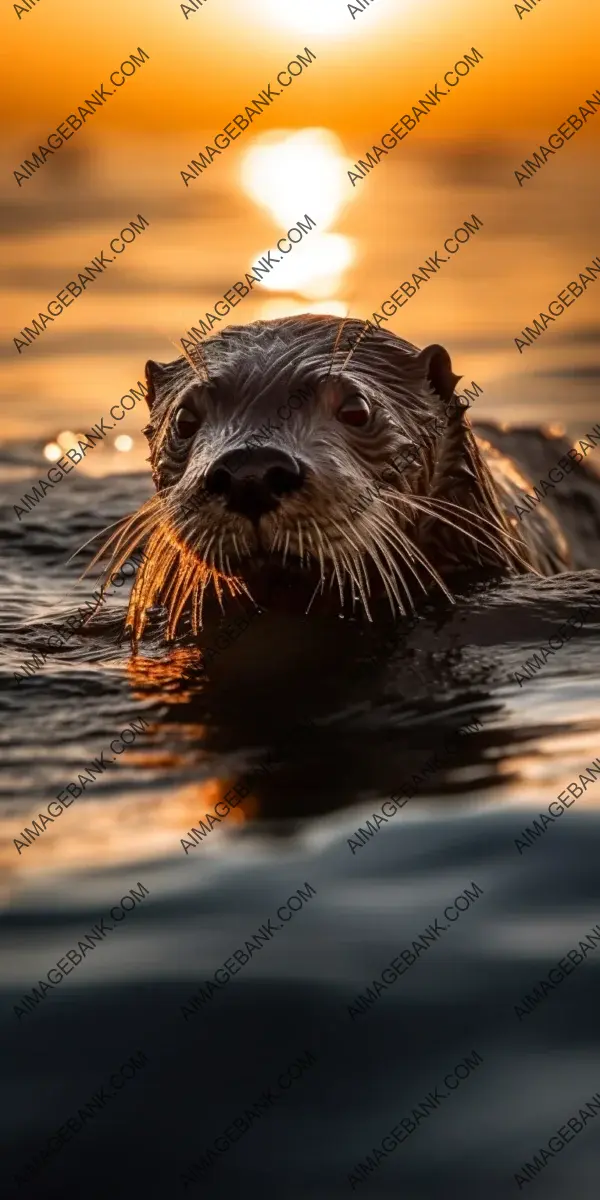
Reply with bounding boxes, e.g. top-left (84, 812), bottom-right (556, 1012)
top-left (93, 315), bottom-right (578, 642)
